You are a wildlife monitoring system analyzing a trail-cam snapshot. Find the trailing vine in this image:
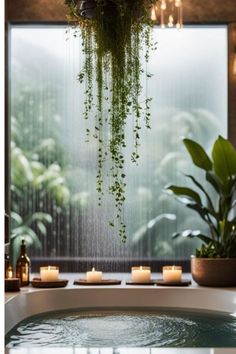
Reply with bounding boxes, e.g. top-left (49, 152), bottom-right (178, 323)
top-left (65, 0), bottom-right (157, 242)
